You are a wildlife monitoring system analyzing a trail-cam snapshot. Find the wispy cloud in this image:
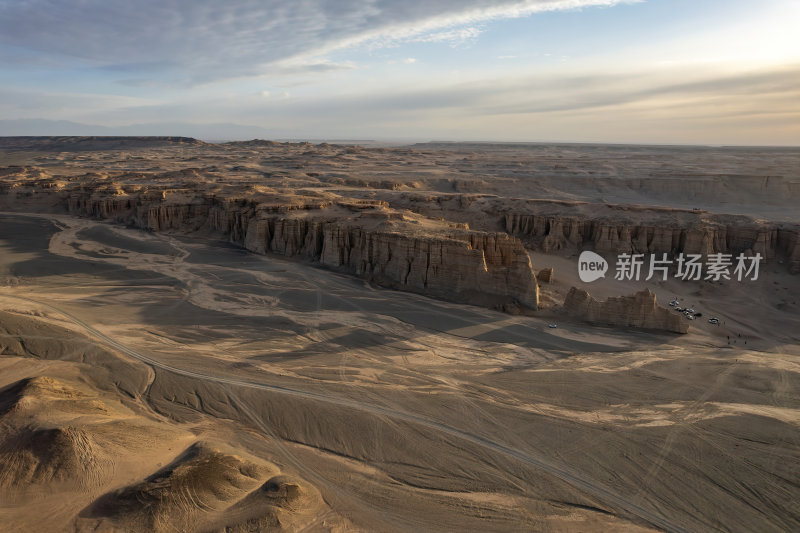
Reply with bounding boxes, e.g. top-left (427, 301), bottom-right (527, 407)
top-left (0, 87), bottom-right (154, 118)
top-left (9, 62), bottom-right (795, 145)
top-left (2, 0), bottom-right (795, 145)
top-left (374, 26), bottom-right (485, 49)
top-left (0, 0), bottom-right (632, 83)
top-left (481, 66), bottom-right (800, 115)
top-left (212, 63), bottom-right (800, 143)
